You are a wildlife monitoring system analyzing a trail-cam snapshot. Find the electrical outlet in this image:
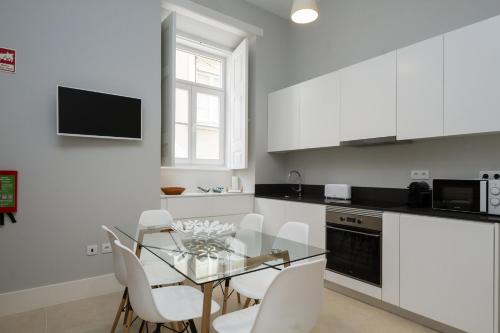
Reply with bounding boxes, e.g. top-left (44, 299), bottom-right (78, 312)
top-left (87, 245), bottom-right (98, 256)
top-left (101, 243), bottom-right (112, 254)
top-left (479, 170), bottom-right (500, 180)
top-left (411, 170), bottom-right (430, 180)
